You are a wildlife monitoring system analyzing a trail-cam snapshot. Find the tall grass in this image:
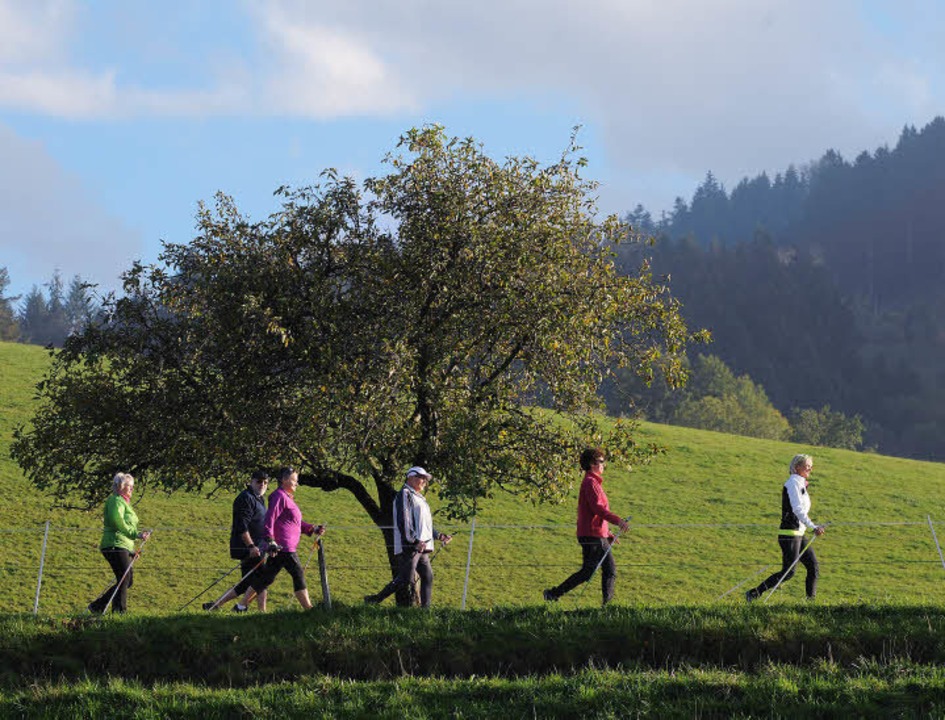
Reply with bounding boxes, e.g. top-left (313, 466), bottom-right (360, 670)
top-left (3, 605), bottom-right (945, 685)
top-left (4, 666), bottom-right (945, 720)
